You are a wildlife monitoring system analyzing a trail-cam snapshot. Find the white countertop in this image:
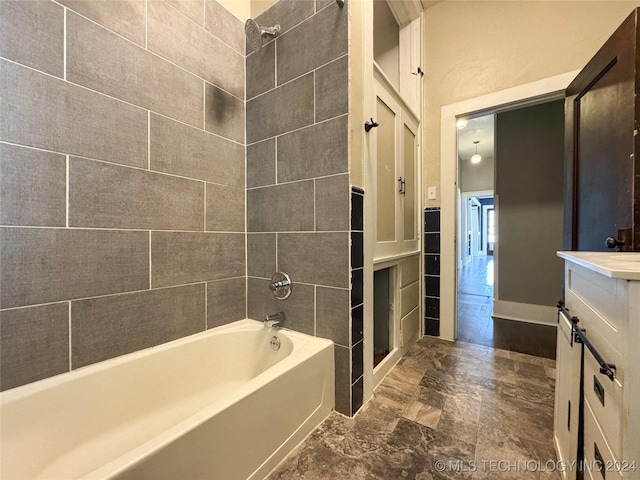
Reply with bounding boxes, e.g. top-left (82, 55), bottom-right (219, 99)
top-left (557, 251), bottom-right (640, 280)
